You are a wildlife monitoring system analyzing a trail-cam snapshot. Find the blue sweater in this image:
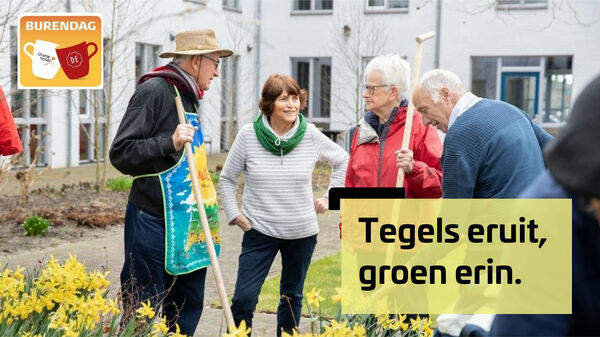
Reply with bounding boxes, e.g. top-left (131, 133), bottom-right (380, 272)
top-left (442, 99), bottom-right (545, 198)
